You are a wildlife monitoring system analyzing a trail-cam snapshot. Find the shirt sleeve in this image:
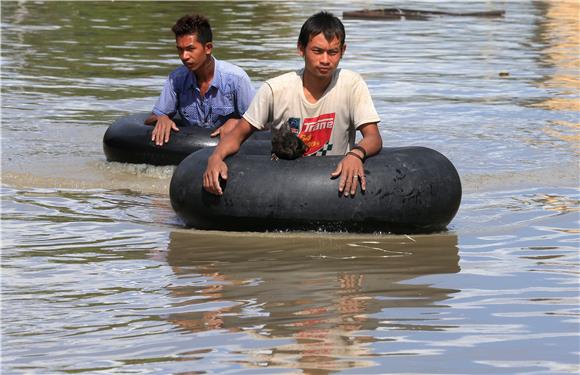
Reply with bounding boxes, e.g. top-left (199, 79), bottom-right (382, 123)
top-left (350, 77), bottom-right (380, 129)
top-left (242, 82), bottom-right (273, 131)
top-left (152, 76), bottom-right (178, 117)
top-left (234, 71), bottom-right (256, 116)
